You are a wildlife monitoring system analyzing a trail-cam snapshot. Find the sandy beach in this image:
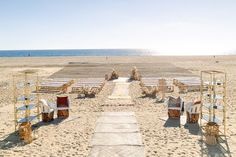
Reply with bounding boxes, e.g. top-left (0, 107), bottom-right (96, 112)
top-left (0, 56), bottom-right (236, 157)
